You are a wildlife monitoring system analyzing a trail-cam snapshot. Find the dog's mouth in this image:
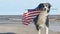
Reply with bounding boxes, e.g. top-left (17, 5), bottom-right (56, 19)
top-left (28, 8), bottom-right (46, 12)
top-left (28, 7), bottom-right (49, 12)
top-left (36, 7), bottom-right (48, 11)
